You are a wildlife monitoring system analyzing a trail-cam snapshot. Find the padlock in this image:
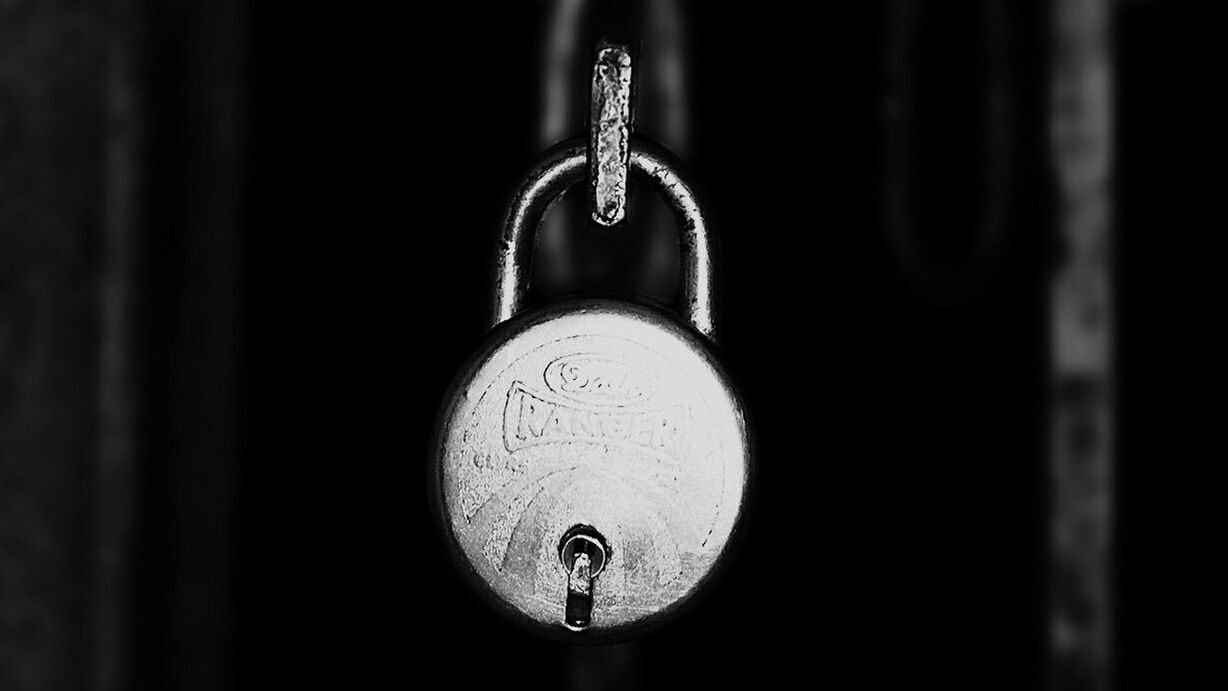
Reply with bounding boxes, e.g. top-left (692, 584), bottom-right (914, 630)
top-left (432, 136), bottom-right (750, 640)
